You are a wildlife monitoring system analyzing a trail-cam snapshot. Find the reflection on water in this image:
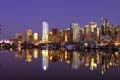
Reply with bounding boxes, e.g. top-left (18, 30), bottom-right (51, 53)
top-left (11, 49), bottom-right (120, 75)
top-left (42, 50), bottom-right (48, 71)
